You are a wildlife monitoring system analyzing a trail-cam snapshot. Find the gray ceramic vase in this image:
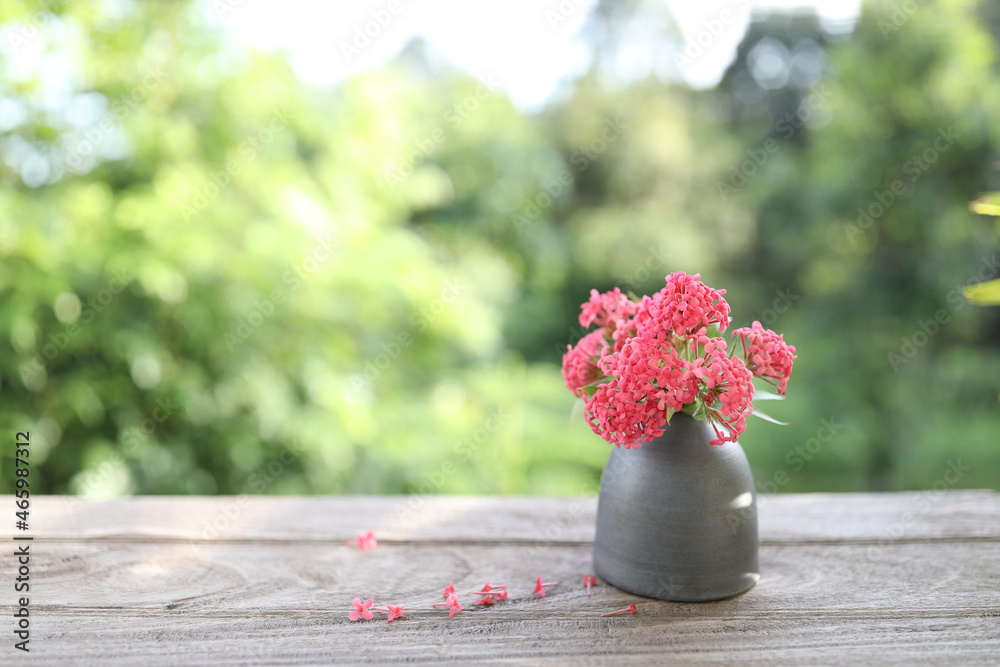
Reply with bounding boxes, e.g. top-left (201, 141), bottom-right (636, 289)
top-left (593, 413), bottom-right (760, 602)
